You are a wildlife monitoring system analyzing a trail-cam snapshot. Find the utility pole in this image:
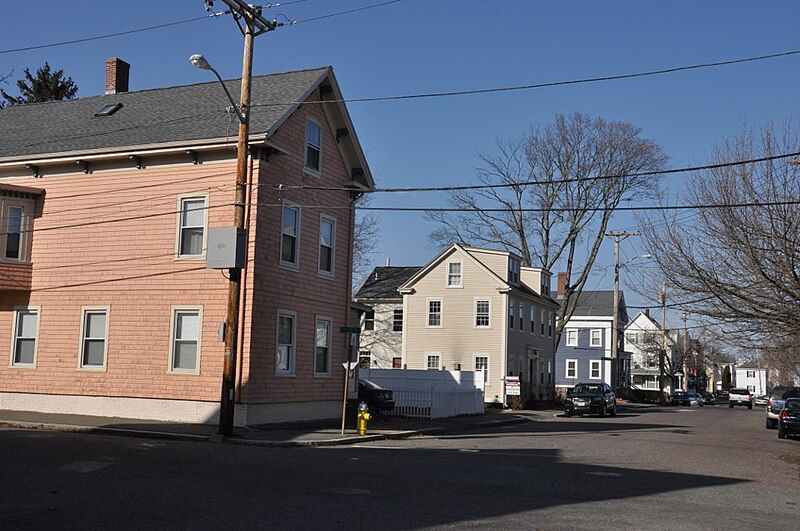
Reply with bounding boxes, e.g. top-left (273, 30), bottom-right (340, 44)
top-left (607, 230), bottom-right (639, 394)
top-left (682, 312), bottom-right (689, 392)
top-left (210, 0), bottom-right (280, 437)
top-left (659, 283), bottom-right (666, 405)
